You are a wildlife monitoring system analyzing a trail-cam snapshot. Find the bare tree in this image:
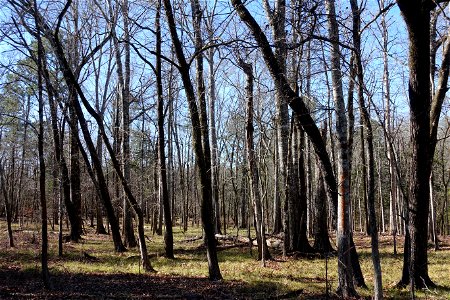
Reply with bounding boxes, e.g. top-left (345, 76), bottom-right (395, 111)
top-left (239, 58), bottom-right (271, 263)
top-left (34, 0), bottom-right (50, 286)
top-left (324, 0), bottom-right (357, 296)
top-left (262, 0), bottom-right (288, 238)
top-left (162, 0), bottom-right (222, 280)
top-left (156, 0), bottom-right (174, 258)
top-left (349, 0), bottom-right (383, 297)
top-left (396, 0), bottom-right (450, 292)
